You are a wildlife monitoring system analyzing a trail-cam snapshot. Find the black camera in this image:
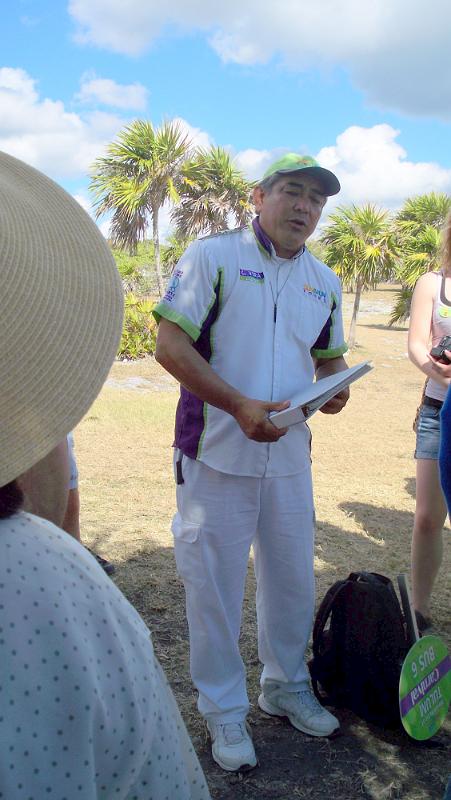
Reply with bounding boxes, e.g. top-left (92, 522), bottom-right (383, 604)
top-left (430, 335), bottom-right (451, 364)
